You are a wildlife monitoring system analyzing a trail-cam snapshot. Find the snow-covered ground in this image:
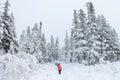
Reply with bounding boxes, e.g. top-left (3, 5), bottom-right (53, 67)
top-left (29, 62), bottom-right (120, 80)
top-left (0, 53), bottom-right (120, 80)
